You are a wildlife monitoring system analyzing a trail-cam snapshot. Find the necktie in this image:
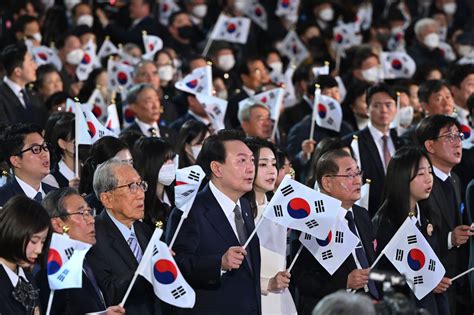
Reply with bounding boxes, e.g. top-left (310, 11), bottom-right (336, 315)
top-left (127, 232), bottom-right (143, 262)
top-left (345, 211), bottom-right (379, 299)
top-left (83, 260), bottom-right (106, 307)
top-left (148, 127), bottom-right (158, 137)
top-left (20, 89), bottom-right (31, 109)
top-left (12, 276), bottom-right (39, 313)
top-left (33, 192), bottom-right (42, 202)
top-left (442, 176), bottom-right (457, 225)
top-left (233, 205), bottom-right (252, 272)
top-left (382, 135), bottom-right (391, 169)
